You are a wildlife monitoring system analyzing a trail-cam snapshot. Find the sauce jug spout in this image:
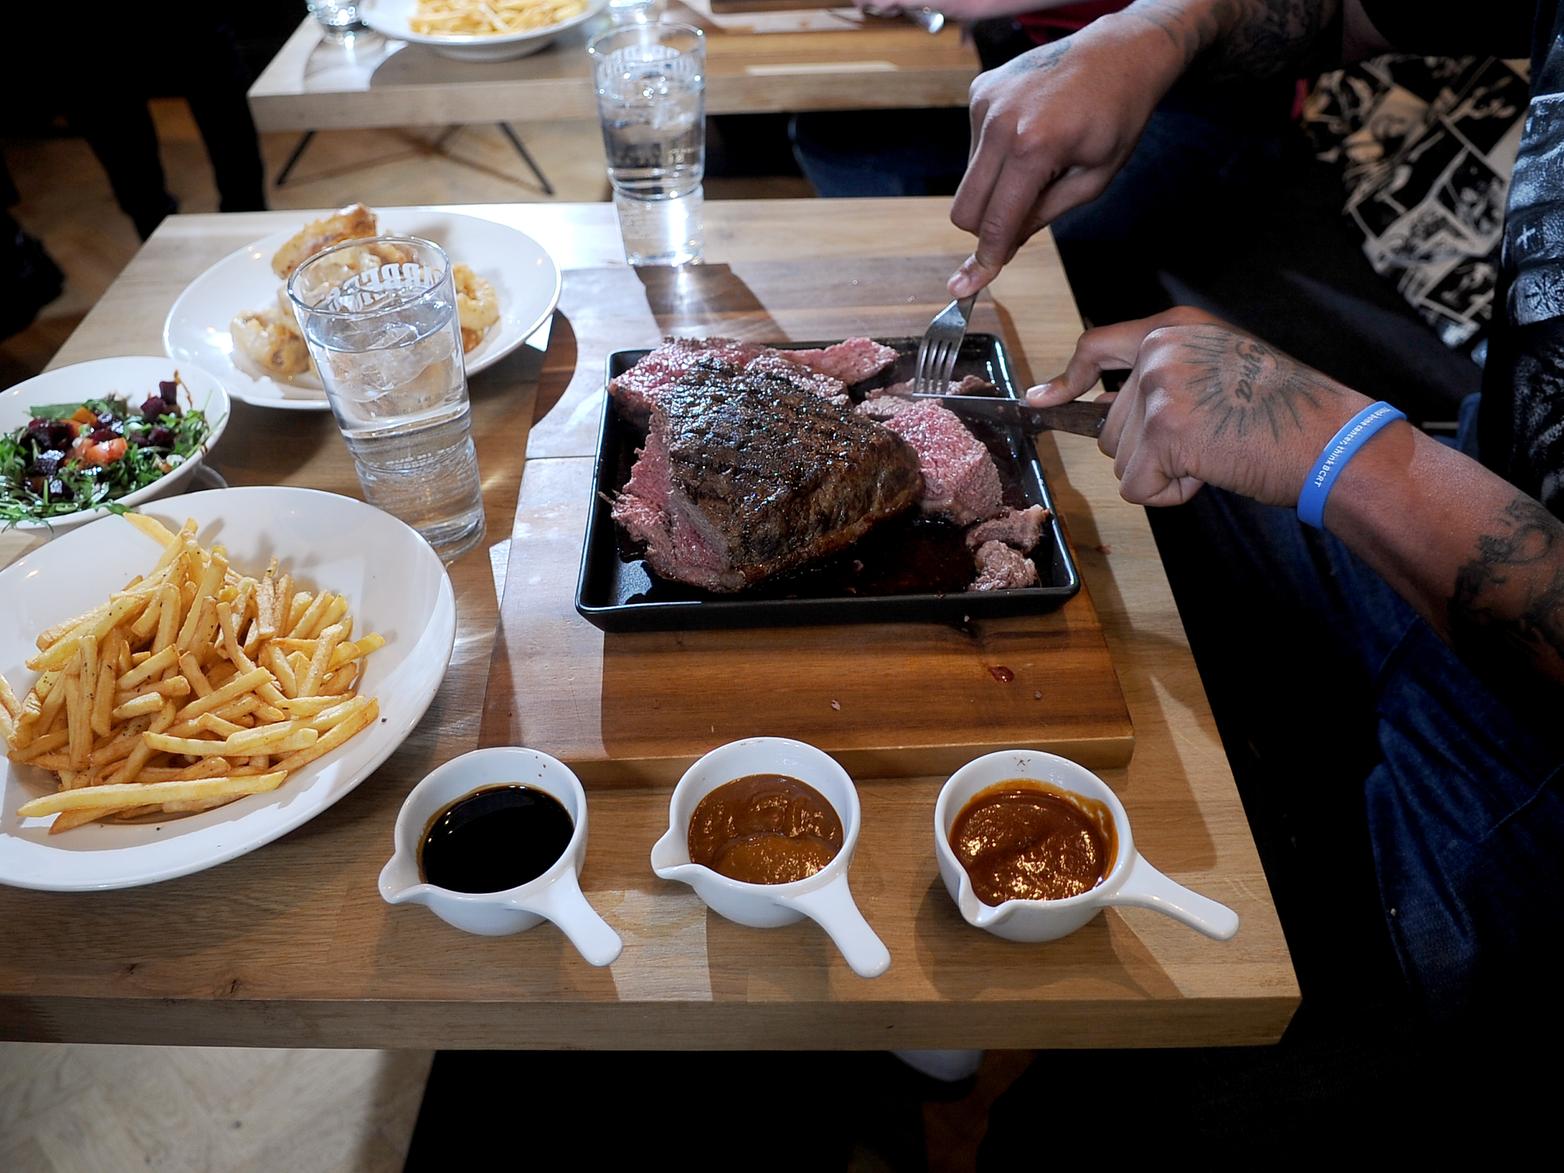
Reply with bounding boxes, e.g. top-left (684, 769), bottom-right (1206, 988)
top-left (377, 854), bottom-right (426, 905)
top-left (649, 828), bottom-right (695, 878)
